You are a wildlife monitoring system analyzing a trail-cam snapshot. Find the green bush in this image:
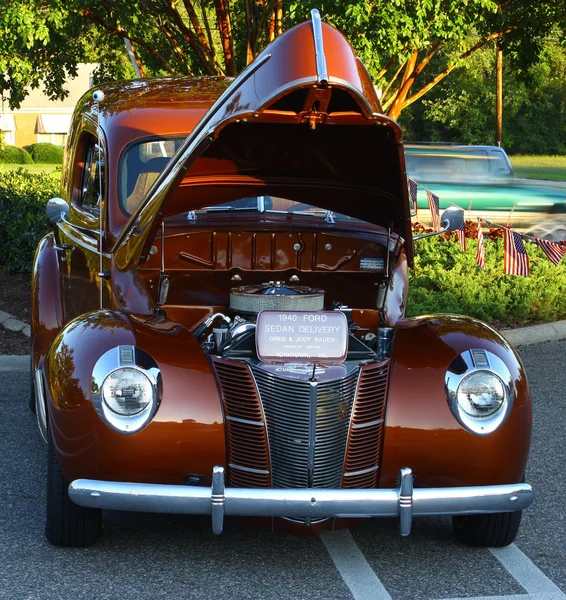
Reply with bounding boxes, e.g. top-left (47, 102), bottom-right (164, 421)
top-left (25, 142), bottom-right (64, 164)
top-left (0, 169), bottom-right (58, 273)
top-left (0, 146), bottom-right (33, 164)
top-left (407, 234), bottom-right (566, 326)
